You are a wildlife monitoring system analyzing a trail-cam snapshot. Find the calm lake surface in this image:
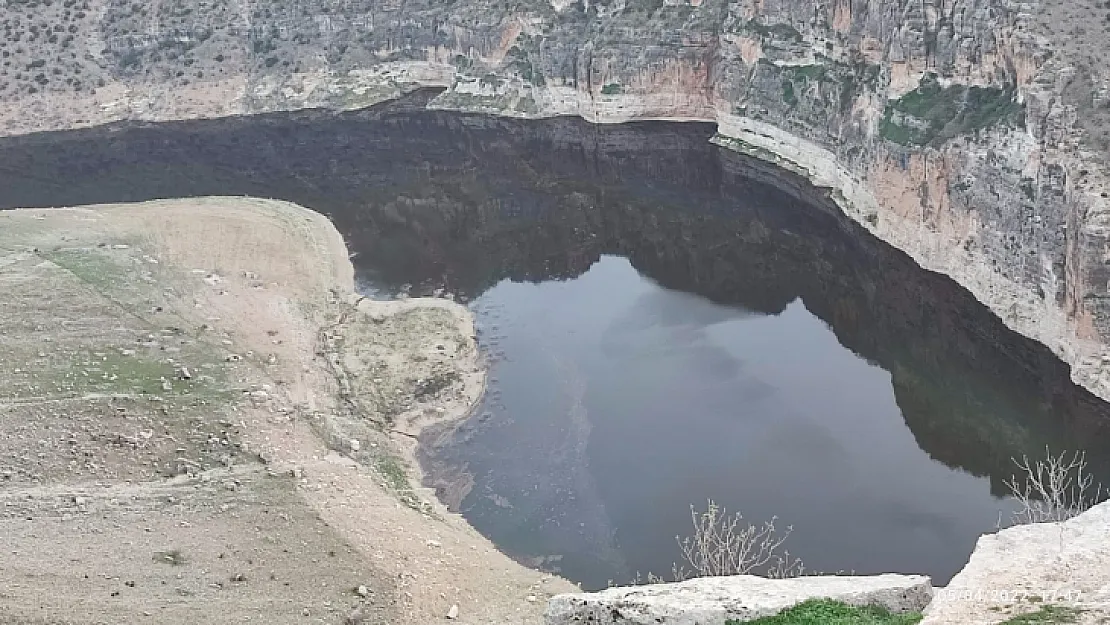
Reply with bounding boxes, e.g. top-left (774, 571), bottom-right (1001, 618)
top-left (2, 93), bottom-right (1109, 589)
